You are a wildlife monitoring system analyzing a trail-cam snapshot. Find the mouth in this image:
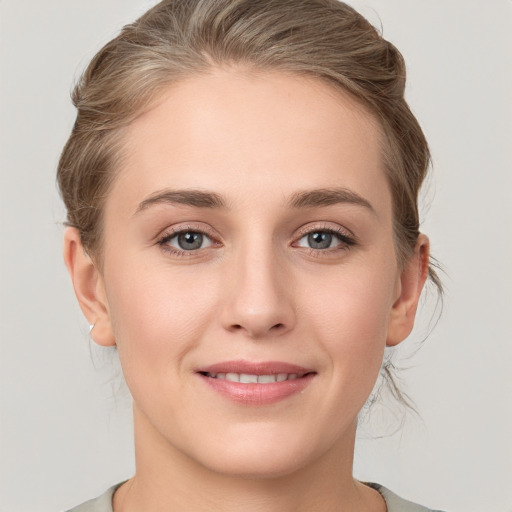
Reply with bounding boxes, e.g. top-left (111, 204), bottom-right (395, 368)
top-left (196, 361), bottom-right (316, 405)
